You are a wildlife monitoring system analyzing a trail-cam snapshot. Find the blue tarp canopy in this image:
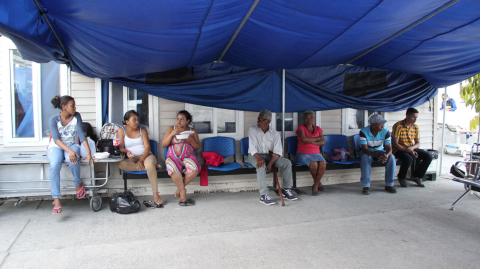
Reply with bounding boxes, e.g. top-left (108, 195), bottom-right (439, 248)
top-left (2, 0), bottom-right (480, 112)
